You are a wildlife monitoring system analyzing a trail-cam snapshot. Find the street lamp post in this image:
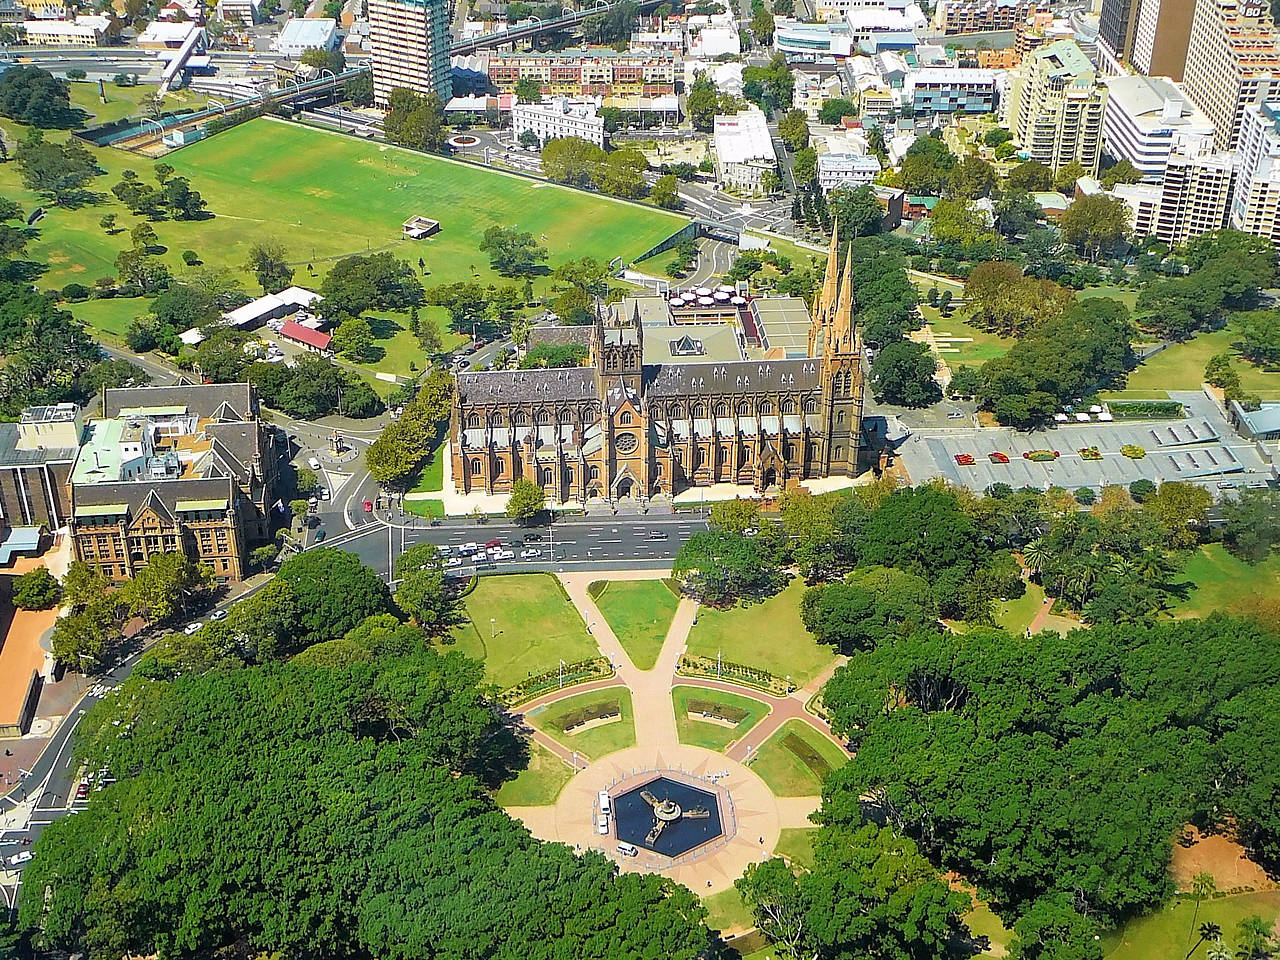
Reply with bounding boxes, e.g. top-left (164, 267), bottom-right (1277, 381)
top-left (490, 618), bottom-right (497, 640)
top-left (559, 658), bottom-right (567, 688)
